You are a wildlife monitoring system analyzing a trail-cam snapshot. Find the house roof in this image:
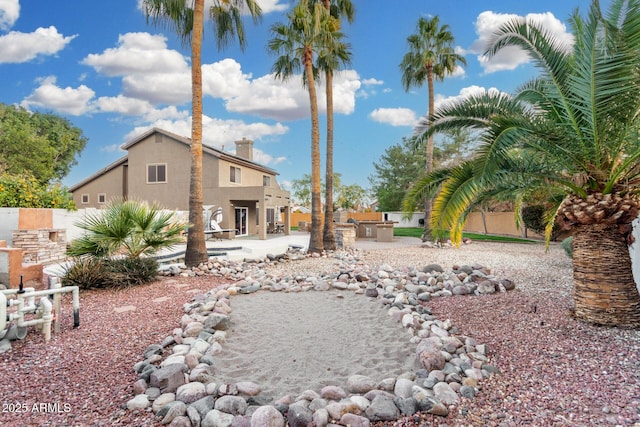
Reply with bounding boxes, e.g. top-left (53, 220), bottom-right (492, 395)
top-left (69, 127), bottom-right (279, 192)
top-left (68, 155), bottom-right (128, 192)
